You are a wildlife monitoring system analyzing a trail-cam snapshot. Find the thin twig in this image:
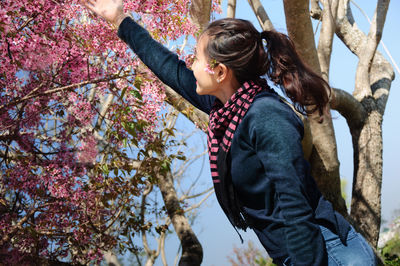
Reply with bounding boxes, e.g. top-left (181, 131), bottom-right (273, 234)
top-left (350, 0), bottom-right (399, 75)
